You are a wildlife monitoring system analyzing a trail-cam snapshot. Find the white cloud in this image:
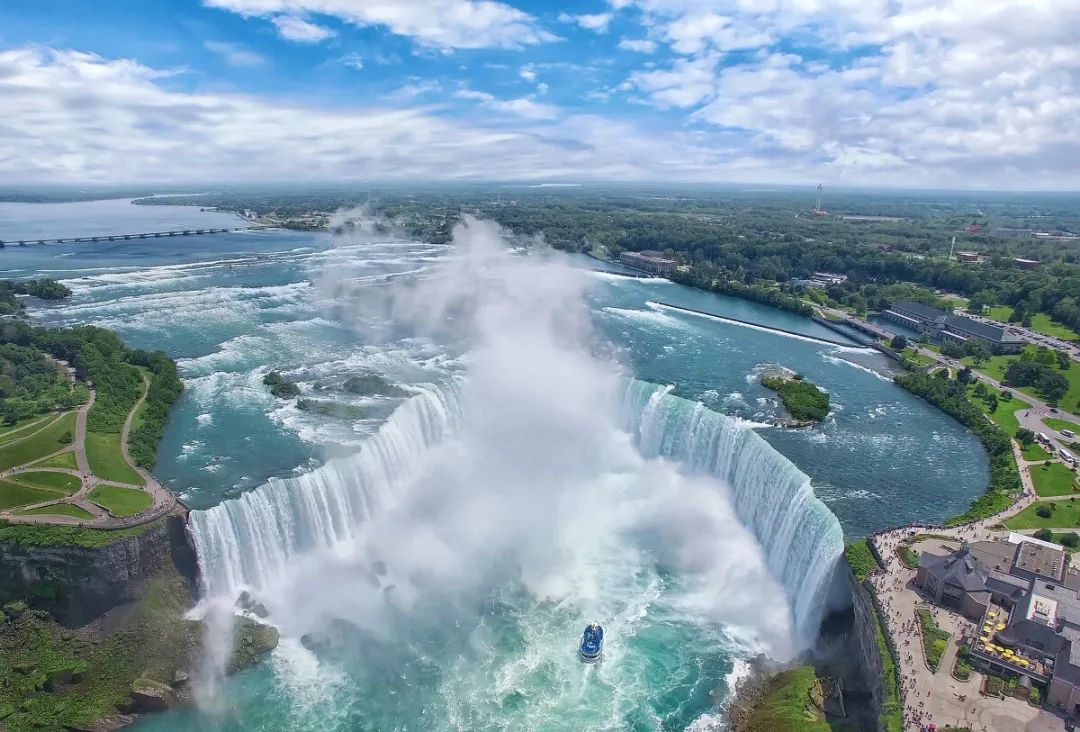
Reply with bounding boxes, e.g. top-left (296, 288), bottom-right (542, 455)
top-left (617, 38), bottom-right (658, 53)
top-left (204, 0), bottom-right (557, 49)
top-left (270, 15), bottom-right (336, 42)
top-left (558, 12), bottom-right (614, 32)
top-left (203, 40), bottom-right (267, 67)
top-left (519, 64), bottom-right (537, 82)
top-left (627, 53), bottom-right (720, 107)
top-left (453, 87), bottom-right (560, 120)
top-left (340, 53), bottom-right (364, 71)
